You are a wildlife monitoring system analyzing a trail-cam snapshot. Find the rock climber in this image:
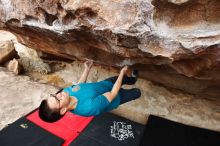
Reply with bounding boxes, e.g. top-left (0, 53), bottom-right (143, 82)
top-left (39, 60), bottom-right (141, 122)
